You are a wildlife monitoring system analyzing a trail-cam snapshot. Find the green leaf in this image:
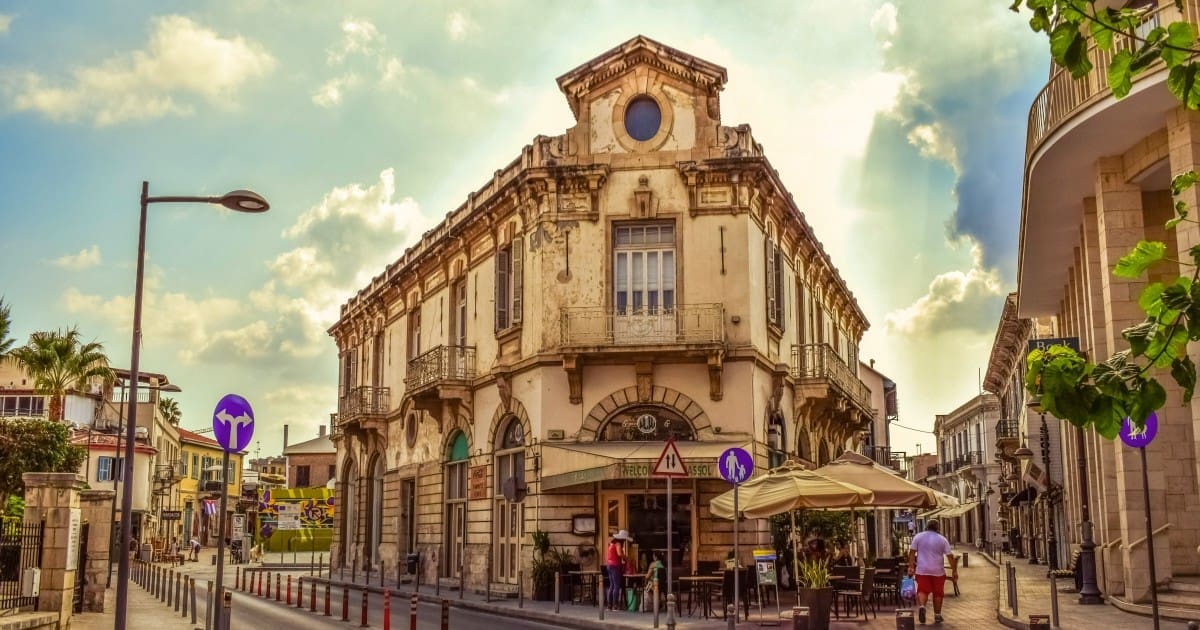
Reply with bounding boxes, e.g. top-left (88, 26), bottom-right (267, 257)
top-left (1009, 0), bottom-right (1021, 12)
top-left (1123, 319), bottom-right (1157, 356)
top-left (1168, 201), bottom-right (1189, 230)
top-left (1146, 326), bottom-right (1189, 368)
top-left (1091, 17), bottom-right (1114, 51)
top-left (1109, 50), bottom-right (1134, 98)
top-left (1141, 378), bottom-right (1168, 412)
top-left (1162, 278), bottom-right (1194, 312)
top-left (1050, 23), bottom-right (1094, 78)
top-left (1030, 8), bottom-right (1050, 33)
top-left (1139, 282), bottom-right (1166, 315)
top-left (1172, 356), bottom-right (1197, 402)
top-left (1172, 171), bottom-right (1198, 195)
top-left (1164, 22), bottom-right (1197, 68)
top-left (1114, 240), bottom-right (1167, 278)
top-left (1168, 63), bottom-right (1200, 110)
